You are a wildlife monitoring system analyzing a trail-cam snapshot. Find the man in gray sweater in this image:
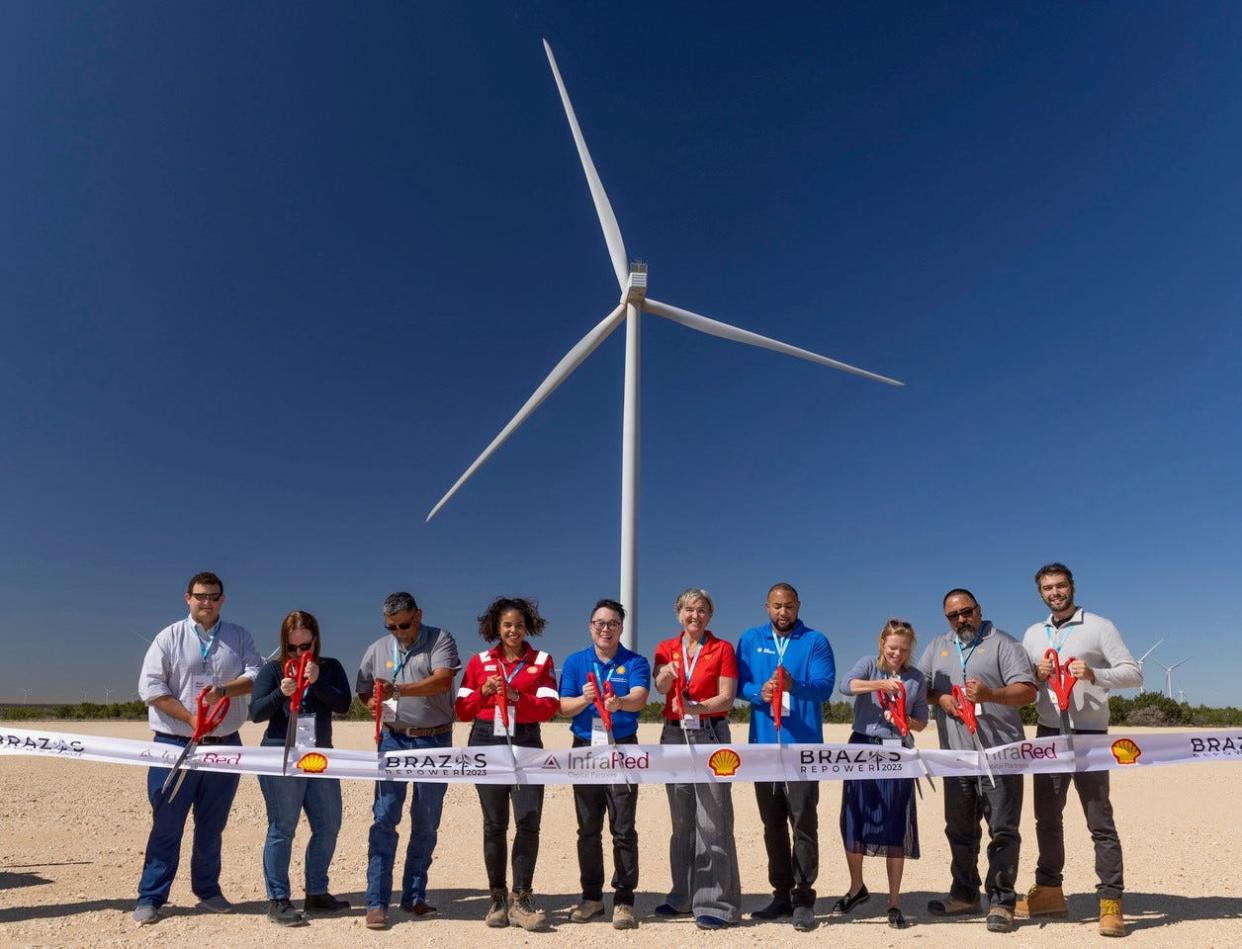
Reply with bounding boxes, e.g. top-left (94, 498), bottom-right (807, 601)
top-left (1016, 563), bottom-right (1141, 938)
